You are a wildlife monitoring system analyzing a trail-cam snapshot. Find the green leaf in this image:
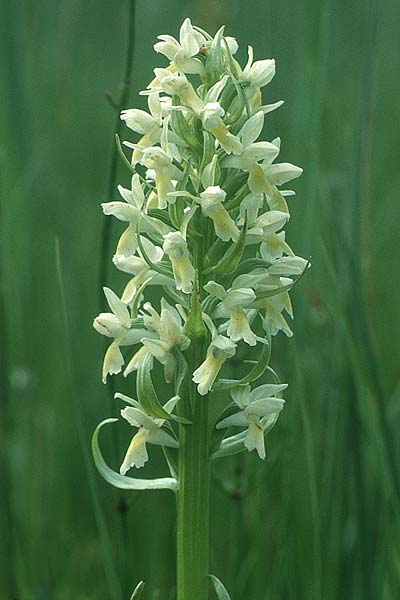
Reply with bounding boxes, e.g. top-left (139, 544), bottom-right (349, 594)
top-left (224, 182), bottom-right (249, 212)
top-left (115, 133), bottom-right (136, 175)
top-left (224, 77), bottom-right (246, 125)
top-left (202, 293), bottom-right (221, 316)
top-left (136, 226), bottom-right (173, 278)
top-left (203, 238), bottom-right (228, 272)
top-left (233, 258), bottom-right (271, 276)
top-left (137, 353), bottom-right (174, 420)
top-left (130, 277), bottom-right (151, 319)
top-left (218, 78), bottom-right (236, 110)
top-left (162, 446), bottom-right (179, 480)
top-left (205, 219), bottom-right (248, 275)
top-left (222, 173), bottom-right (247, 202)
top-left (170, 98), bottom-right (202, 152)
top-left (147, 208), bottom-right (173, 227)
top-left (210, 401), bottom-right (236, 451)
top-left (214, 341), bottom-right (271, 391)
top-left (251, 260), bottom-right (310, 307)
top-left (200, 131), bottom-right (216, 173)
top-left (168, 158), bottom-right (192, 229)
top-left (161, 284), bottom-right (189, 308)
top-left (174, 349), bottom-right (188, 397)
top-left (205, 26), bottom-right (225, 85)
top-left (209, 574), bottom-right (232, 600)
top-left (129, 581), bottom-right (145, 600)
top-left (92, 419), bottom-right (178, 491)
top-left (137, 353), bottom-right (191, 424)
top-left (180, 204), bottom-right (198, 238)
